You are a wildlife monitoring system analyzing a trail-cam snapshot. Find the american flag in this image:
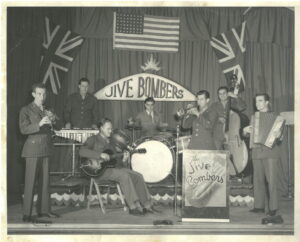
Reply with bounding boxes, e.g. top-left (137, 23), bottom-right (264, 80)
top-left (113, 12), bottom-right (180, 52)
top-left (210, 21), bottom-right (247, 93)
top-left (39, 17), bottom-right (84, 94)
